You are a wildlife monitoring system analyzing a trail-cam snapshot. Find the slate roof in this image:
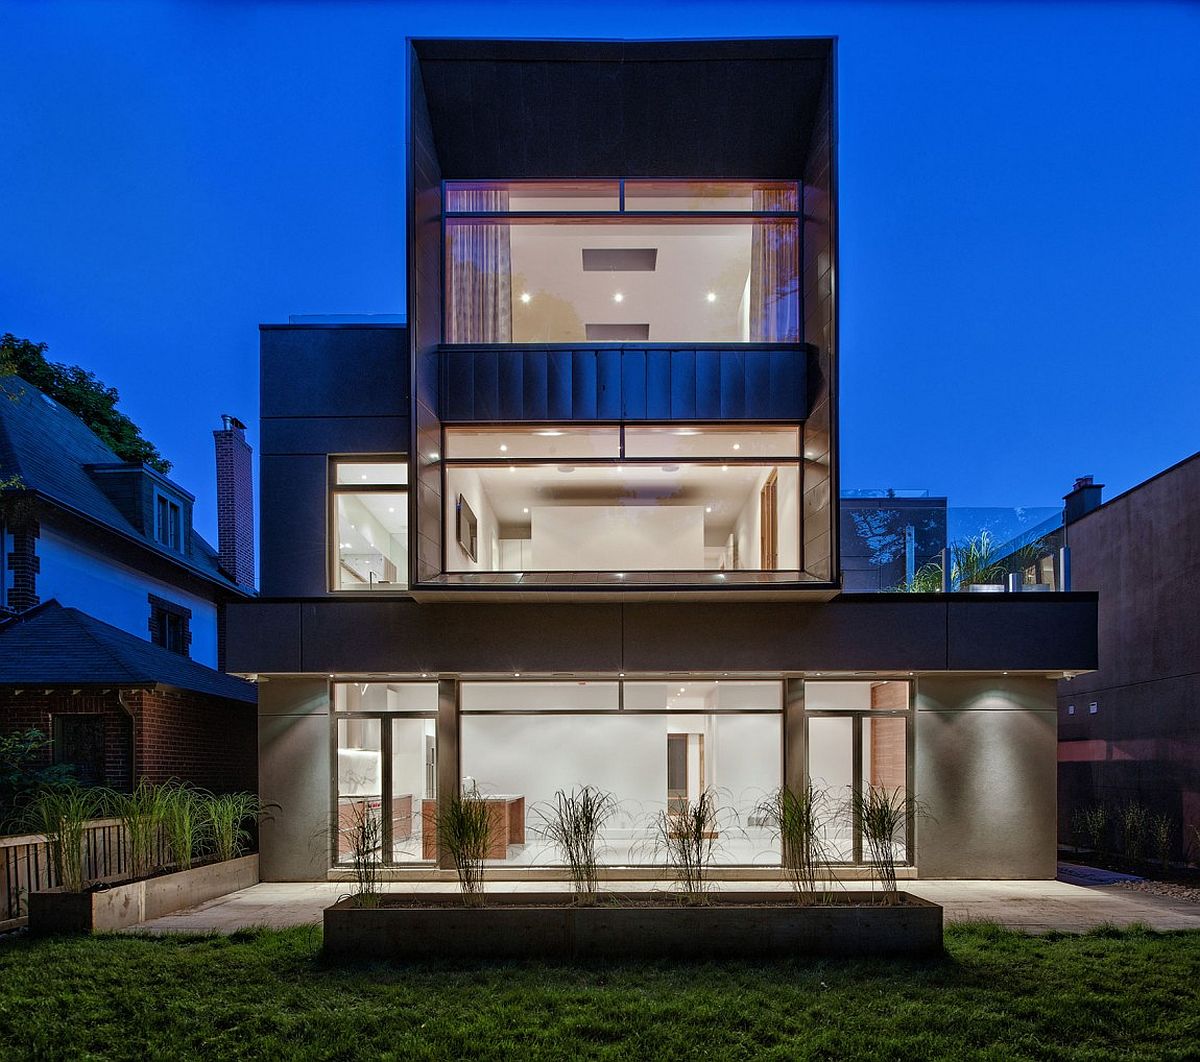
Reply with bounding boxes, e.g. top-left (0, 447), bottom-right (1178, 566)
top-left (0, 375), bottom-right (242, 593)
top-left (0, 601), bottom-right (257, 704)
